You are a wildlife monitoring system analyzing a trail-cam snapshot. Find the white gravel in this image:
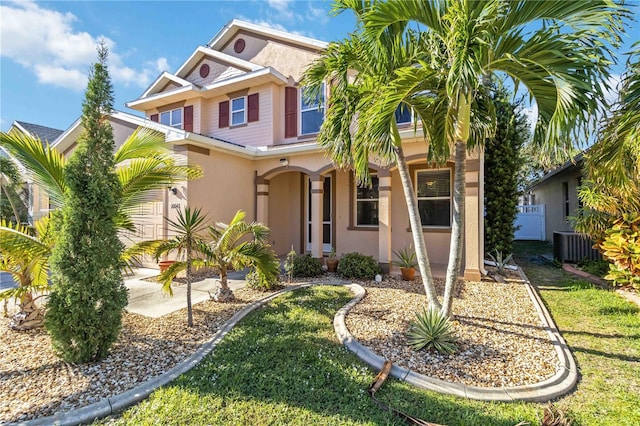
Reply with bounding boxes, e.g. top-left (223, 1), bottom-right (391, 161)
top-left (1, 272), bottom-right (557, 423)
top-left (346, 274), bottom-right (557, 388)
